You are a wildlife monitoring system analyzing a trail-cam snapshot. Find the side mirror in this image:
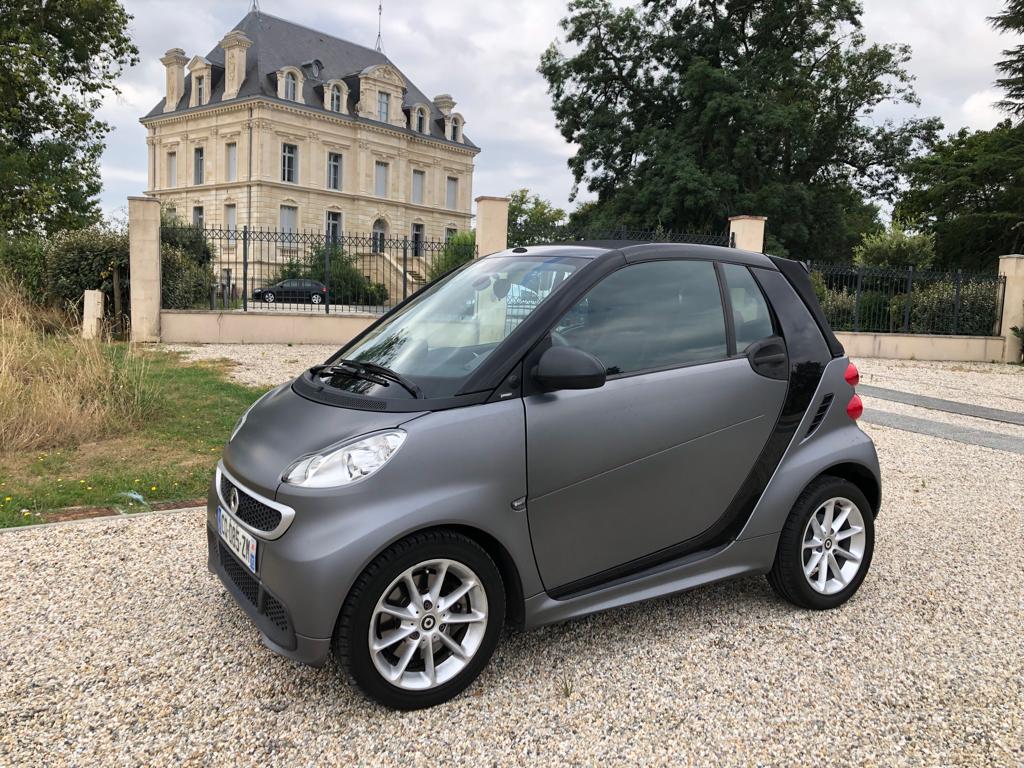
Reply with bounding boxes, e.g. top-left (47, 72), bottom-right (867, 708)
top-left (534, 345), bottom-right (606, 391)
